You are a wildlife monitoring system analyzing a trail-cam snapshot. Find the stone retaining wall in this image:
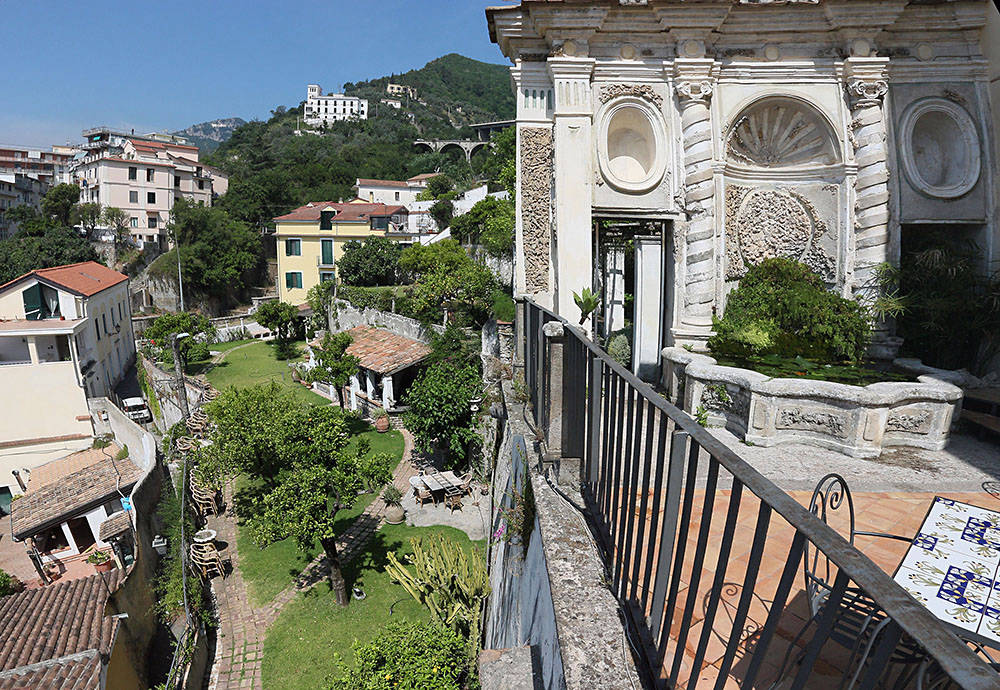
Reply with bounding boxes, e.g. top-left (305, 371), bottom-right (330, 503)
top-left (662, 347), bottom-right (963, 459)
